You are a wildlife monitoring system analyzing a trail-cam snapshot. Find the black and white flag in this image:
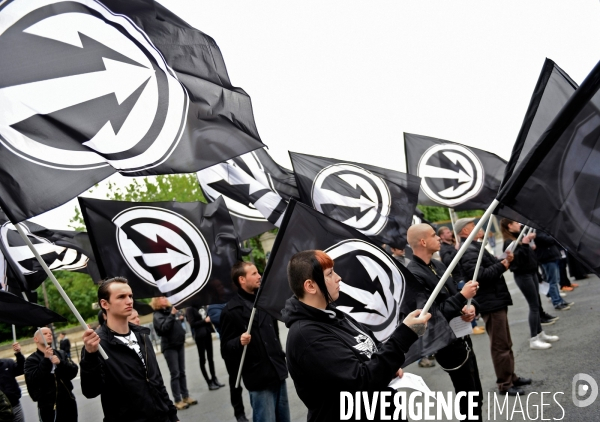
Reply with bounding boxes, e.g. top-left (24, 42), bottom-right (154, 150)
top-left (0, 0), bottom-right (264, 223)
top-left (255, 200), bottom-right (454, 364)
top-left (79, 196), bottom-right (241, 306)
top-left (496, 59), bottom-right (578, 226)
top-left (496, 59), bottom-right (600, 275)
top-left (290, 152), bottom-right (421, 247)
top-left (198, 148), bottom-right (298, 240)
top-left (0, 211), bottom-right (99, 290)
top-left (404, 133), bottom-right (507, 210)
